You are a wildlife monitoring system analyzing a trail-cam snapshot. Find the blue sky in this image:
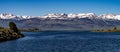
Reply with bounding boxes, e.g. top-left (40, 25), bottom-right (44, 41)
top-left (0, 0), bottom-right (120, 16)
